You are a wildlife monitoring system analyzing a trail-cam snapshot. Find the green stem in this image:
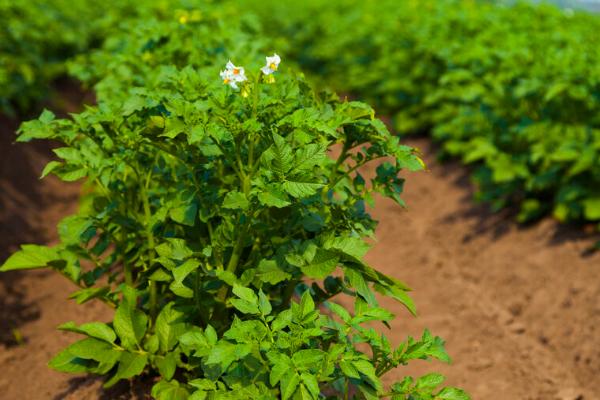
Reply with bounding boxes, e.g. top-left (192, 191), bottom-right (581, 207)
top-left (124, 259), bottom-right (133, 287)
top-left (329, 160), bottom-right (367, 190)
top-left (141, 170), bottom-right (158, 326)
top-left (122, 229), bottom-right (133, 286)
top-left (226, 225), bottom-right (247, 273)
top-left (344, 379), bottom-right (349, 400)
